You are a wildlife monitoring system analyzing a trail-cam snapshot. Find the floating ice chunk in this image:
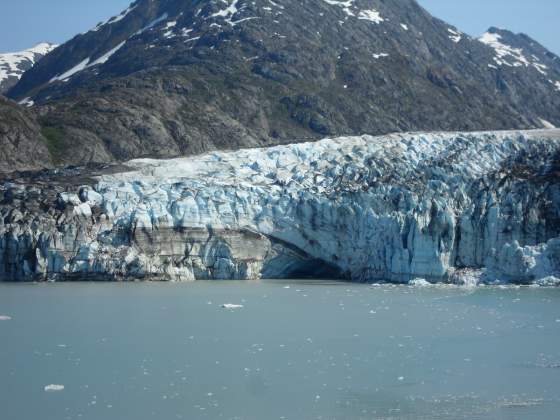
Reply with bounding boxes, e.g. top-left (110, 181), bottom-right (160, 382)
top-left (221, 304), bottom-right (244, 309)
top-left (409, 278), bottom-right (431, 287)
top-left (0, 315), bottom-right (12, 321)
top-left (533, 276), bottom-right (560, 286)
top-left (44, 384), bottom-right (65, 392)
